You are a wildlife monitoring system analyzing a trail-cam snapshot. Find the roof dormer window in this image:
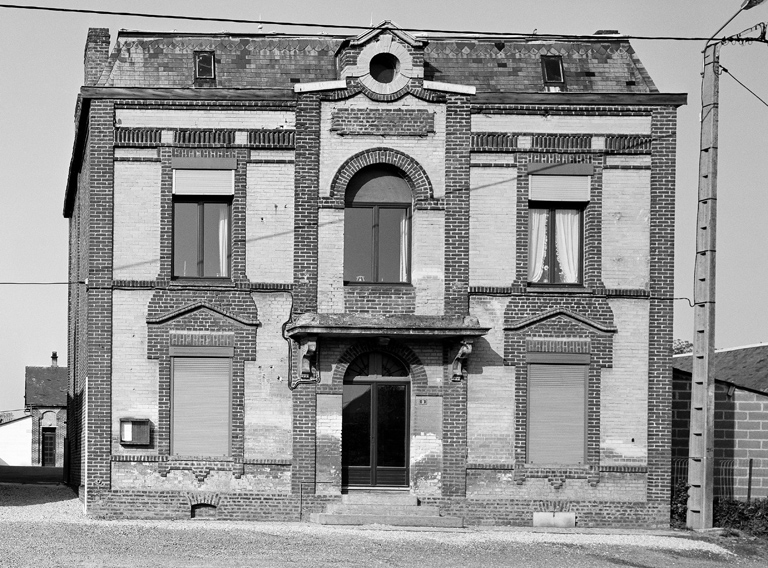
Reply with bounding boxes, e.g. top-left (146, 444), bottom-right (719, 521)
top-left (195, 51), bottom-right (215, 80)
top-left (541, 56), bottom-right (565, 90)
